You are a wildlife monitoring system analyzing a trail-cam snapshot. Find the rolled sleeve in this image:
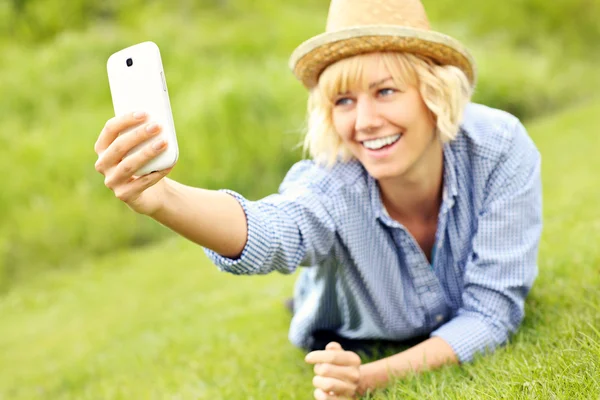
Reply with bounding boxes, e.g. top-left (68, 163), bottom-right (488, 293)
top-left (432, 119), bottom-right (543, 363)
top-left (203, 162), bottom-right (338, 276)
top-left (203, 190), bottom-right (275, 275)
top-left (431, 314), bottom-right (496, 362)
